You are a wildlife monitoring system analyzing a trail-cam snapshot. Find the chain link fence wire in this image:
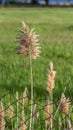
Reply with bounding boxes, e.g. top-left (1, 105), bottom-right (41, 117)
top-left (0, 91), bottom-right (73, 130)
